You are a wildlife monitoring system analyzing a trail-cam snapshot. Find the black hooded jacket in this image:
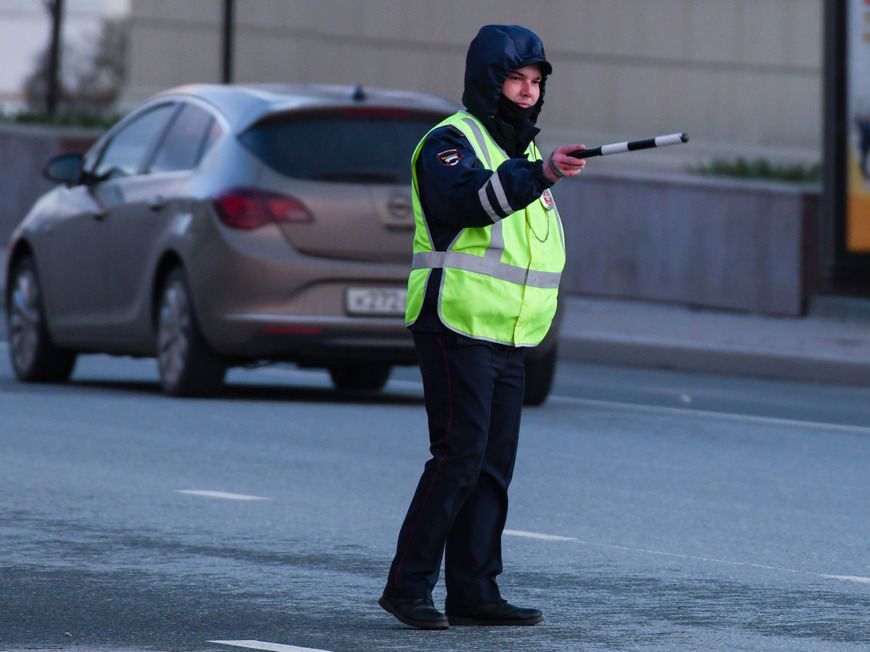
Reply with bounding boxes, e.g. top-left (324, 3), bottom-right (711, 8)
top-left (410, 25), bottom-right (556, 333)
top-left (462, 24), bottom-right (552, 158)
